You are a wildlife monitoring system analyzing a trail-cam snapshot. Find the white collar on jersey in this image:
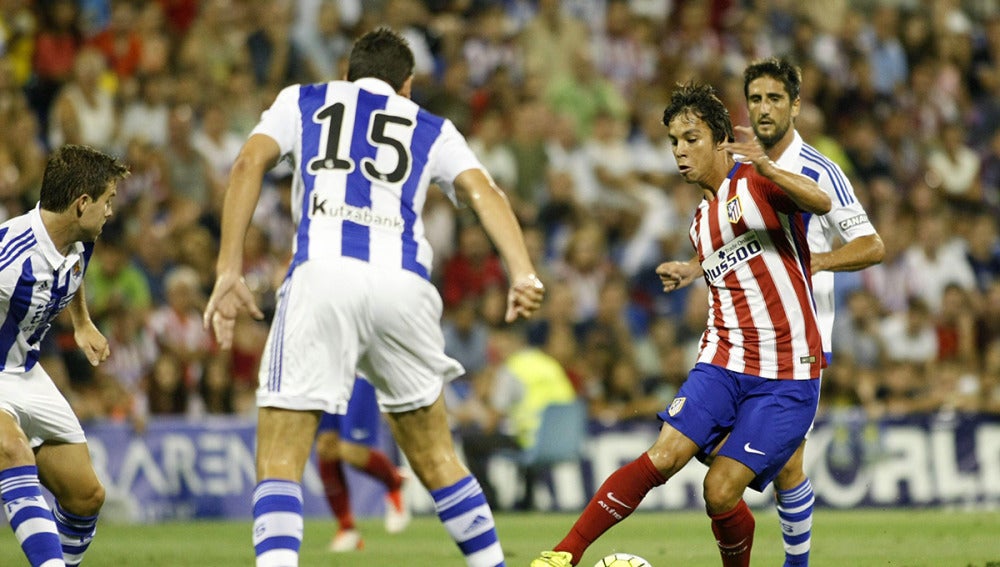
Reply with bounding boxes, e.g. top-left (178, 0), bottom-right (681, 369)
top-left (353, 77), bottom-right (398, 96)
top-left (30, 203), bottom-right (85, 268)
top-left (774, 130), bottom-right (804, 170)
